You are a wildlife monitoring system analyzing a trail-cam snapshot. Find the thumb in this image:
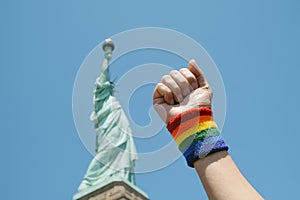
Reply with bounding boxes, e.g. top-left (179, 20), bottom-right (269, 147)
top-left (188, 59), bottom-right (208, 88)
